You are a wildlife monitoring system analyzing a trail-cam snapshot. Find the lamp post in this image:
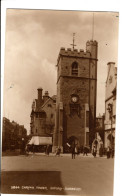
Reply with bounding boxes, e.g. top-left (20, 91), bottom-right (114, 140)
top-left (107, 103), bottom-right (113, 148)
